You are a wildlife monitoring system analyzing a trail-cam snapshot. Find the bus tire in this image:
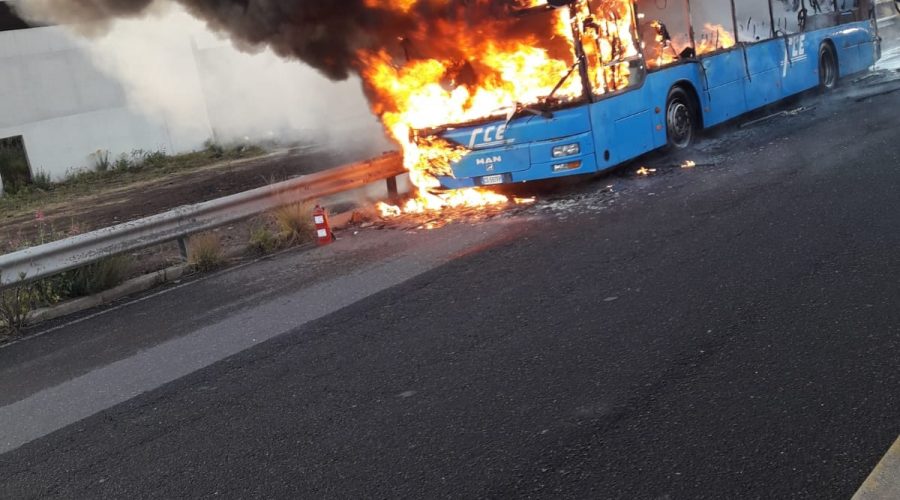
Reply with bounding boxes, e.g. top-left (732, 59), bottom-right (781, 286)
top-left (819, 43), bottom-right (838, 91)
top-left (665, 87), bottom-right (697, 150)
